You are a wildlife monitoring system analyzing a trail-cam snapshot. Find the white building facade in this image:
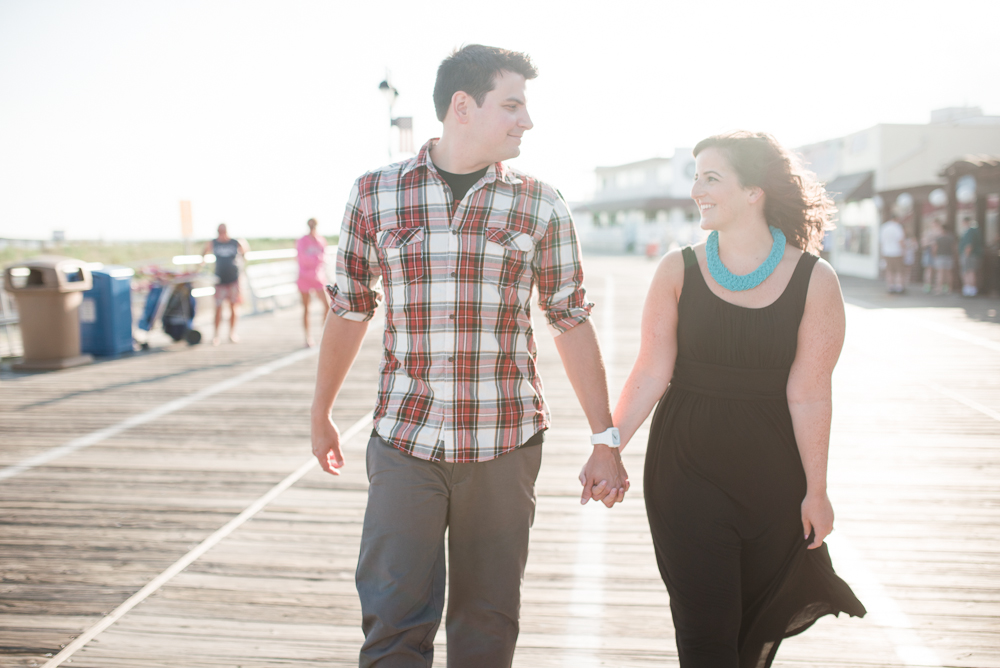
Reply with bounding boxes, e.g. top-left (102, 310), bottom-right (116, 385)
top-left (798, 107), bottom-right (1000, 278)
top-left (572, 151), bottom-right (701, 254)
